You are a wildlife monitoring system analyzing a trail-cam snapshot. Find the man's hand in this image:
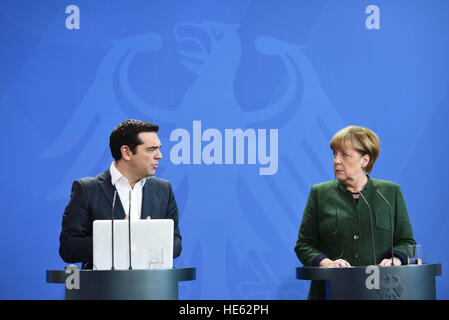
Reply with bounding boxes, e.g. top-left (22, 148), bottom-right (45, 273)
top-left (318, 258), bottom-right (351, 268)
